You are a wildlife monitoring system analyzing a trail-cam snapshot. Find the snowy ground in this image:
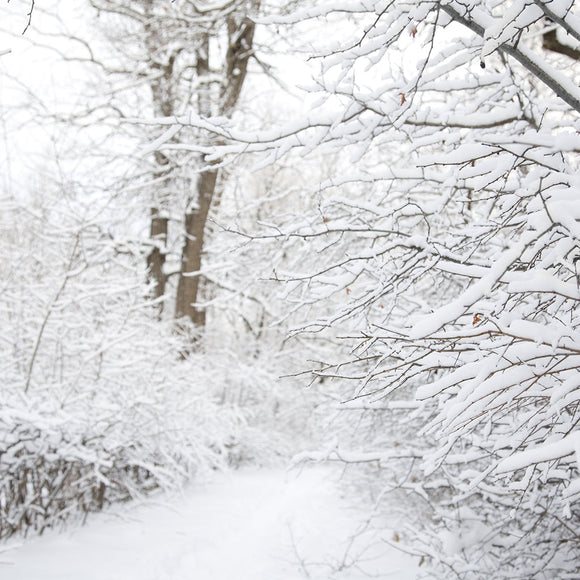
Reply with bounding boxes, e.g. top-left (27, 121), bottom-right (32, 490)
top-left (0, 466), bottom-right (421, 580)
